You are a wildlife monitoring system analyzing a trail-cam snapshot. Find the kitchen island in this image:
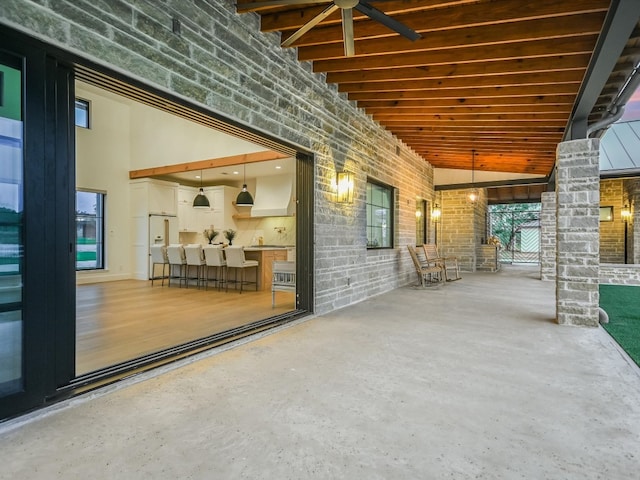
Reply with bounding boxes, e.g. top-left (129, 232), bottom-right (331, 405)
top-left (243, 246), bottom-right (294, 291)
